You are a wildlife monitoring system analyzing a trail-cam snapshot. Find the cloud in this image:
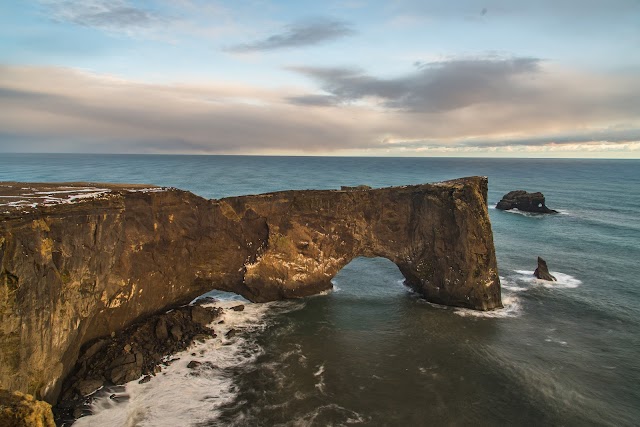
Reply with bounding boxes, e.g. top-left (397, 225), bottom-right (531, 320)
top-left (226, 18), bottom-right (354, 52)
top-left (0, 65), bottom-right (378, 154)
top-left (0, 64), bottom-right (638, 157)
top-left (384, 128), bottom-right (640, 151)
top-left (285, 94), bottom-right (340, 107)
top-left (43, 0), bottom-right (161, 33)
top-left (289, 57), bottom-right (541, 112)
